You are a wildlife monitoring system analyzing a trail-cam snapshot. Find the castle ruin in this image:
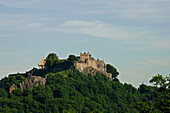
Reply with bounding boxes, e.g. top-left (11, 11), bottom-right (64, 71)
top-left (38, 52), bottom-right (112, 80)
top-left (74, 52), bottom-right (112, 80)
